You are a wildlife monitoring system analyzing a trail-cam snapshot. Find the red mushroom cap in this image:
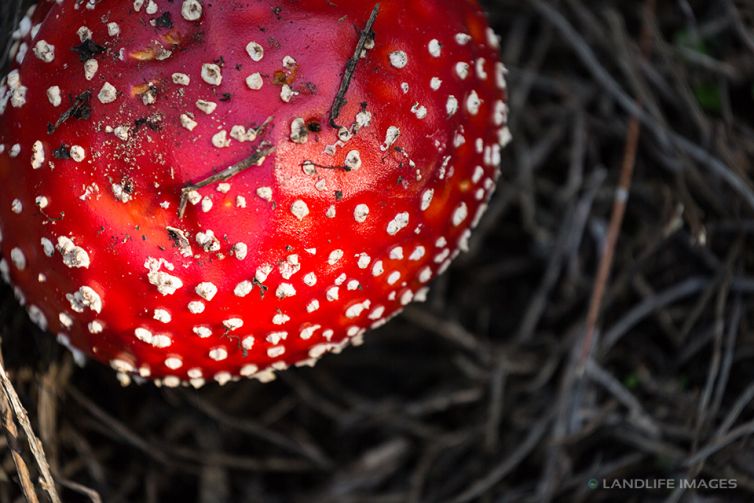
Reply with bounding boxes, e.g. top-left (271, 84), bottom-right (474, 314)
top-left (0, 0), bottom-right (510, 386)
